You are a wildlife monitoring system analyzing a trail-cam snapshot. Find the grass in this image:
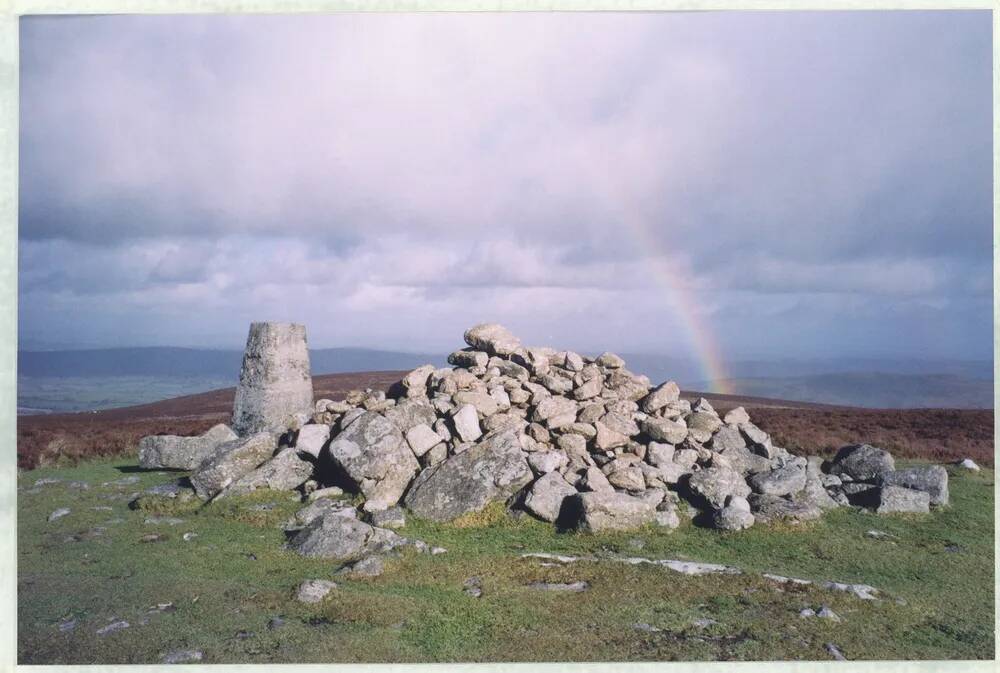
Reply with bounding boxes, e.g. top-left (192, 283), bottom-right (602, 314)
top-left (16, 456), bottom-right (994, 664)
